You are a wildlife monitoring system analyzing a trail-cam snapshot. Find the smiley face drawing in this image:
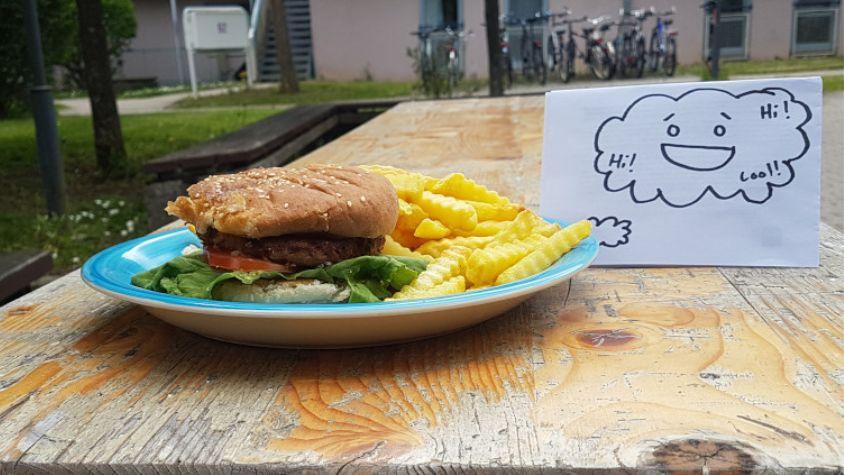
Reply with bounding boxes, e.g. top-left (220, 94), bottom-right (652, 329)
top-left (594, 87), bottom-right (811, 208)
top-left (659, 111), bottom-right (736, 172)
